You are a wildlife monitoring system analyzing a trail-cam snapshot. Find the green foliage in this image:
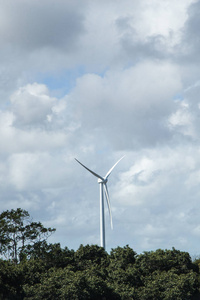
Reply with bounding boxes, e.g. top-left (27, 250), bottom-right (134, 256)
top-left (0, 208), bottom-right (29, 262)
top-left (107, 245), bottom-right (139, 299)
top-left (23, 267), bottom-right (118, 300)
top-left (75, 244), bottom-right (108, 272)
top-left (24, 241), bottom-right (75, 269)
top-left (135, 248), bottom-right (199, 300)
top-left (137, 270), bottom-right (199, 300)
top-left (0, 208), bottom-right (55, 263)
top-left (0, 208), bottom-right (200, 299)
top-left (136, 248), bottom-right (198, 276)
top-left (0, 259), bottom-right (25, 299)
top-left (0, 243), bottom-right (199, 300)
top-left (109, 245), bottom-right (137, 270)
